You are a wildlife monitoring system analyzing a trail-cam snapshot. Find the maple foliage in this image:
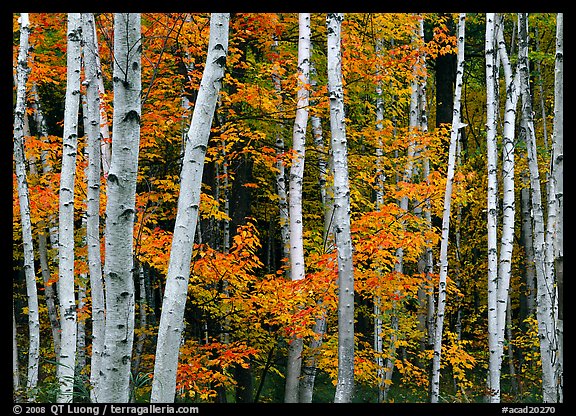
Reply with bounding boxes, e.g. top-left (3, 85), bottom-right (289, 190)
top-left (12, 12), bottom-right (560, 403)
